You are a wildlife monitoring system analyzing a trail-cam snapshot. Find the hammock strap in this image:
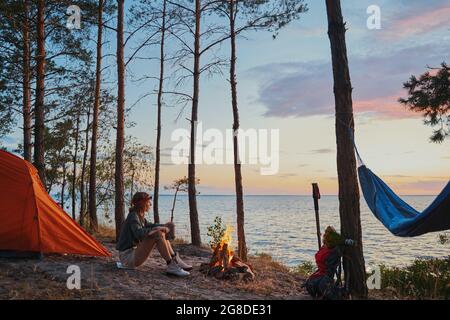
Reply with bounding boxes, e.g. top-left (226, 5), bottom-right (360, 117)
top-left (335, 115), bottom-right (365, 167)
